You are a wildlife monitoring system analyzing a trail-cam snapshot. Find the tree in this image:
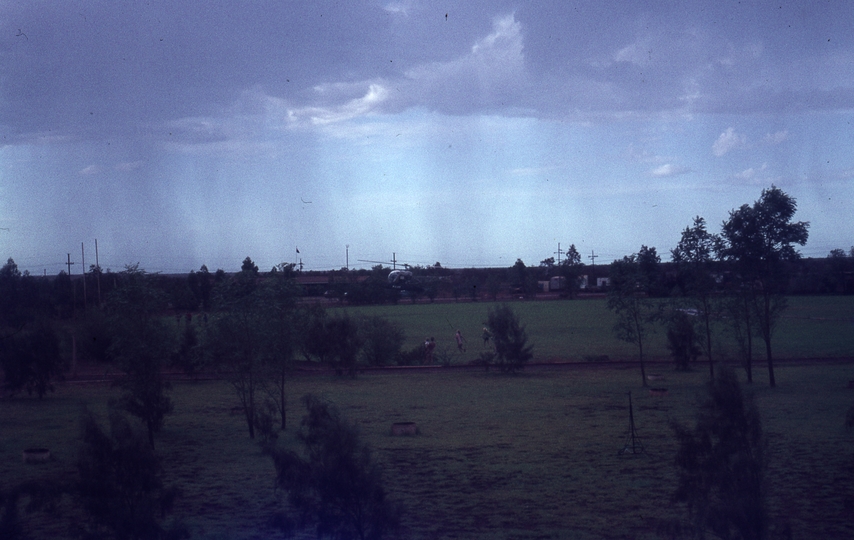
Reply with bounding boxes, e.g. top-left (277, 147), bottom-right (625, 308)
top-left (824, 248), bottom-right (852, 294)
top-left (607, 253), bottom-right (661, 386)
top-left (672, 367), bottom-right (766, 540)
top-left (1, 319), bottom-right (64, 398)
top-left (485, 304), bottom-right (533, 373)
top-left (326, 313), bottom-right (363, 377)
top-left (210, 266), bottom-right (301, 437)
top-left (510, 259), bottom-right (536, 296)
top-left (636, 245), bottom-right (662, 296)
top-left (672, 217), bottom-right (720, 380)
top-left (725, 293), bottom-right (757, 384)
top-left (667, 310), bottom-right (702, 371)
top-left (268, 394), bottom-right (402, 540)
top-left (77, 410), bottom-right (185, 540)
top-left (209, 282), bottom-right (268, 439)
top-left (559, 244), bottom-right (585, 298)
top-left (261, 273), bottom-right (301, 431)
top-left (719, 186), bottom-right (809, 387)
top-left (106, 265), bottom-right (175, 447)
top-left (359, 315), bottom-right (405, 367)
